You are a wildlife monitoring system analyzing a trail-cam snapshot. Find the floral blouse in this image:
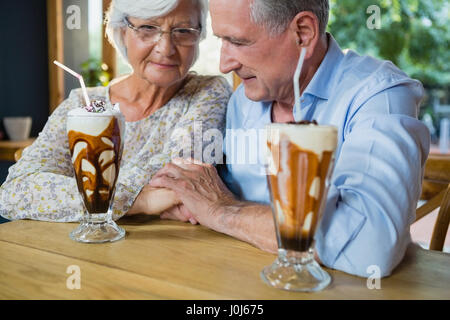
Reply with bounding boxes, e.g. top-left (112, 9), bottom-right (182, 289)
top-left (0, 74), bottom-right (231, 222)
